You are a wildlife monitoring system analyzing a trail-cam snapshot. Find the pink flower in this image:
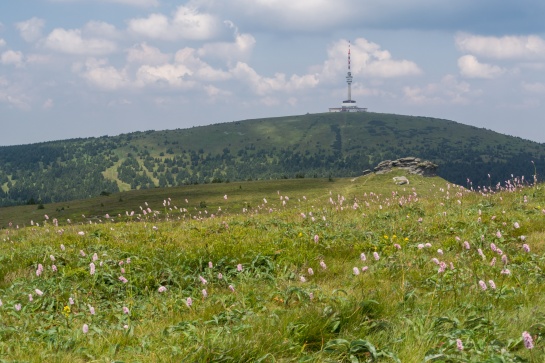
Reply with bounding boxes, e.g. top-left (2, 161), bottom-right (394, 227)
top-left (50, 255), bottom-right (55, 262)
top-left (237, 264), bottom-right (243, 272)
top-left (463, 241), bottom-right (470, 250)
top-left (89, 305), bottom-right (95, 315)
top-left (514, 222), bottom-right (520, 229)
top-left (28, 294), bottom-right (33, 302)
top-left (417, 244), bottom-right (424, 249)
top-left (300, 275), bottom-right (306, 282)
top-left (202, 289), bottom-right (208, 298)
top-left (158, 286), bottom-right (167, 293)
top-left (89, 263), bottom-right (96, 275)
top-left (478, 280), bottom-right (487, 290)
top-left (36, 264), bottom-right (44, 277)
top-left (313, 235), bottom-right (319, 243)
top-left (352, 267), bottom-right (360, 275)
top-left (490, 243), bottom-right (497, 252)
top-left (490, 257), bottom-right (496, 266)
top-left (496, 231), bottom-right (502, 238)
top-left (228, 285), bottom-right (235, 292)
top-left (373, 252), bottom-right (380, 261)
top-left (522, 331), bottom-right (534, 349)
top-left (217, 273), bottom-right (223, 279)
top-left (394, 244), bottom-right (401, 250)
top-left (360, 253), bottom-right (366, 261)
top-left (308, 268), bottom-right (314, 276)
top-left (69, 297), bottom-right (74, 305)
top-left (60, 244), bottom-right (65, 251)
top-left (119, 276), bottom-right (128, 283)
top-left (122, 306), bottom-right (130, 314)
top-left (82, 324), bottom-right (89, 334)
top-left (186, 297), bottom-right (193, 308)
top-left (501, 268), bottom-right (511, 275)
top-left (14, 304), bottom-right (21, 311)
top-left (208, 261), bottom-right (213, 268)
top-left (92, 253), bottom-right (98, 261)
top-left (437, 249), bottom-right (443, 255)
top-left (319, 261), bottom-right (327, 270)
top-left (78, 231), bottom-right (85, 236)
top-left (35, 289), bottom-right (43, 296)
top-left (522, 244), bottom-right (530, 252)
top-left (488, 280), bottom-right (496, 289)
top-left (51, 265), bottom-right (57, 272)
top-left (199, 276), bottom-right (207, 285)
top-left (456, 338), bottom-right (463, 351)
top-left (79, 250), bottom-right (86, 257)
top-left (361, 266), bottom-right (368, 272)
